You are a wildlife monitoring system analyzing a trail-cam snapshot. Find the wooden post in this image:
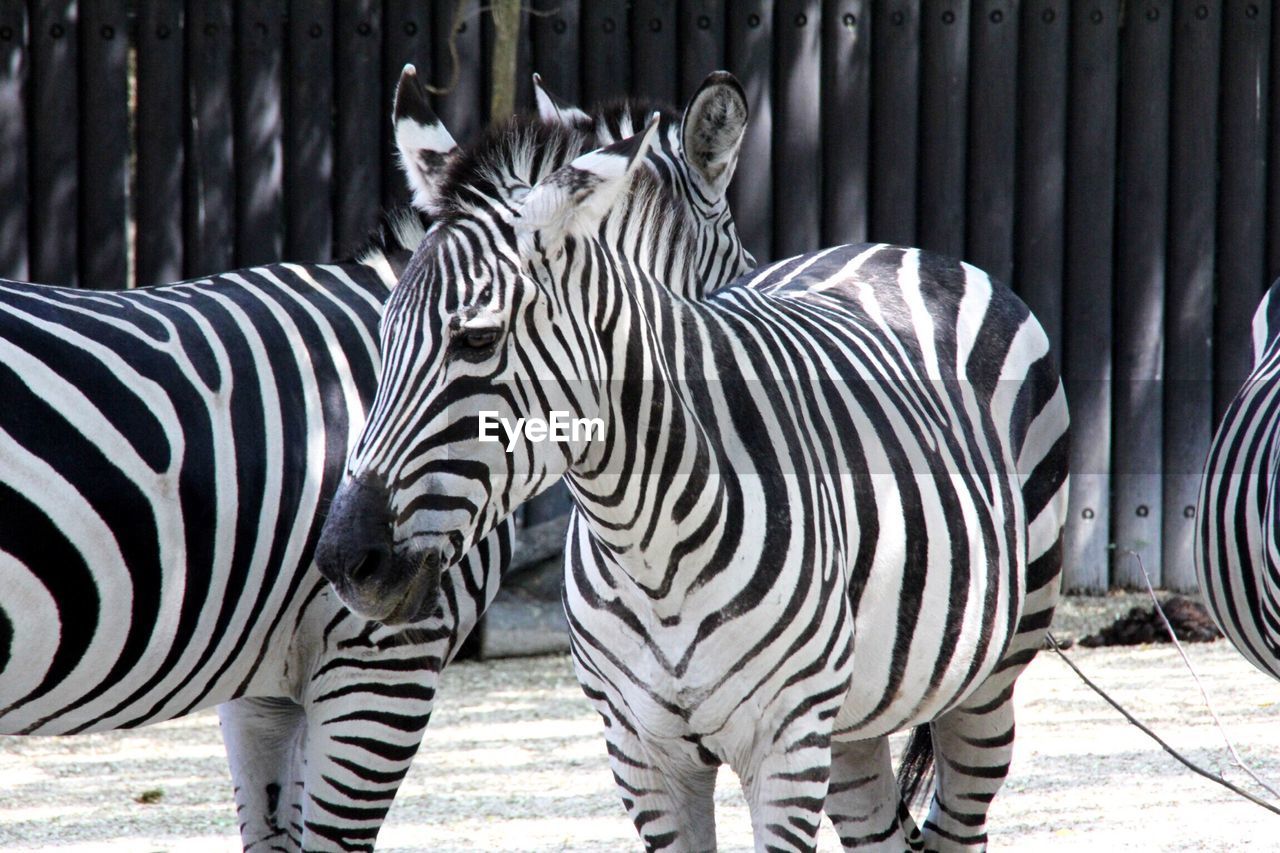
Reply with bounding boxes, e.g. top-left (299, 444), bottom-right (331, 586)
top-left (136, 0), bottom-right (184, 285)
top-left (488, 0), bottom-right (520, 121)
top-left (1163, 1), bottom-right (1220, 592)
top-left (0, 0), bottom-right (27, 281)
top-left (1062, 0), bottom-right (1119, 592)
